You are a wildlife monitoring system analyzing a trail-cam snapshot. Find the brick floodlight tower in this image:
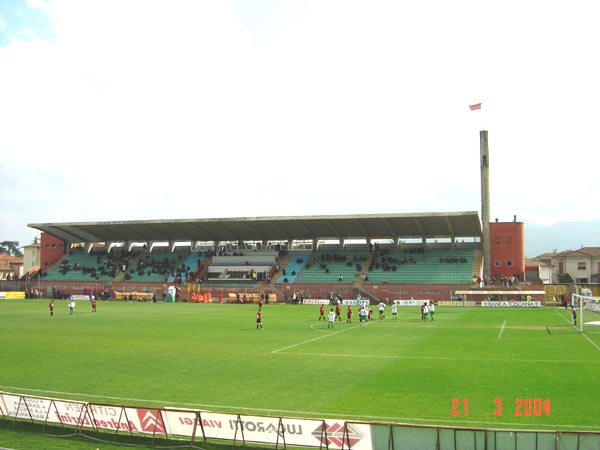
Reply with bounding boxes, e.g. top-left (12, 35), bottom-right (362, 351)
top-left (480, 130), bottom-right (491, 282)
